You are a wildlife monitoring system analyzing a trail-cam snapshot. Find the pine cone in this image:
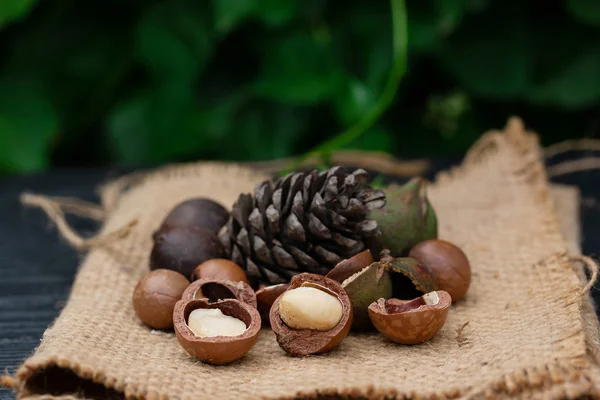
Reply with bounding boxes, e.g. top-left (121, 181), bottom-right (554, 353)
top-left (218, 166), bottom-right (386, 286)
